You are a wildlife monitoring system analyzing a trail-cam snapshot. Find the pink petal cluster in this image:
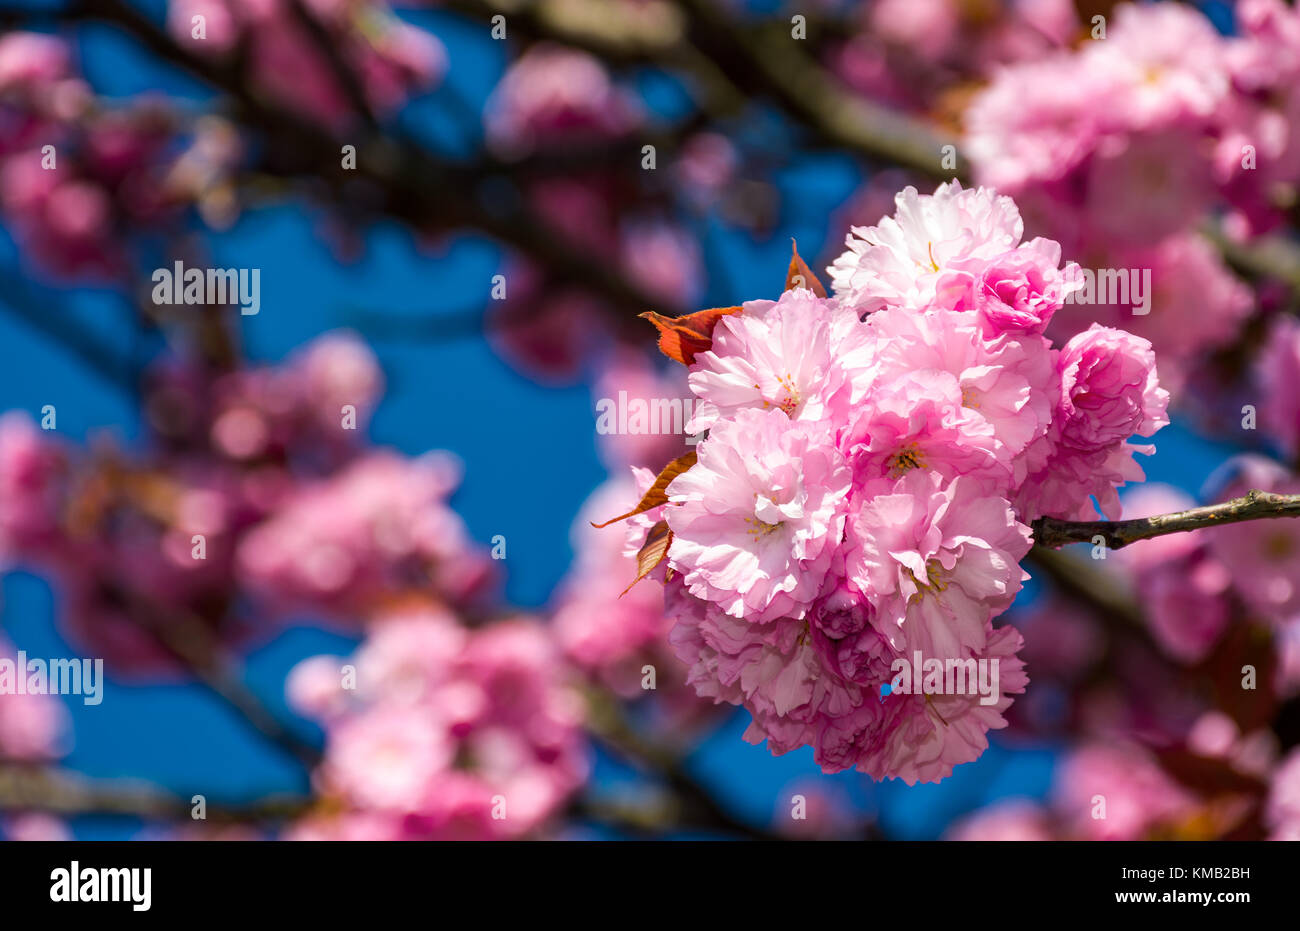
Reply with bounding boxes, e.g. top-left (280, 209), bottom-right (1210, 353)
top-left (1266, 748), bottom-right (1300, 841)
top-left (238, 450), bottom-right (494, 620)
top-left (1054, 742), bottom-right (1198, 841)
top-left (0, 33), bottom-right (242, 279)
top-left (655, 182), bottom-right (1167, 782)
top-left (829, 181), bottom-right (1026, 315)
top-left (485, 43), bottom-right (642, 158)
top-left (666, 407), bottom-right (850, 623)
top-left (167, 0), bottom-right (445, 129)
top-left (286, 609), bottom-right (587, 840)
top-left (963, 1), bottom-right (1279, 392)
top-left (945, 798), bottom-right (1053, 842)
top-left (0, 412), bottom-right (68, 562)
top-left (552, 471), bottom-right (708, 724)
top-left (1257, 315), bottom-right (1300, 459)
top-left (0, 637), bottom-right (71, 763)
top-left (0, 331), bottom-right (490, 676)
top-left (1016, 323), bottom-right (1170, 521)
